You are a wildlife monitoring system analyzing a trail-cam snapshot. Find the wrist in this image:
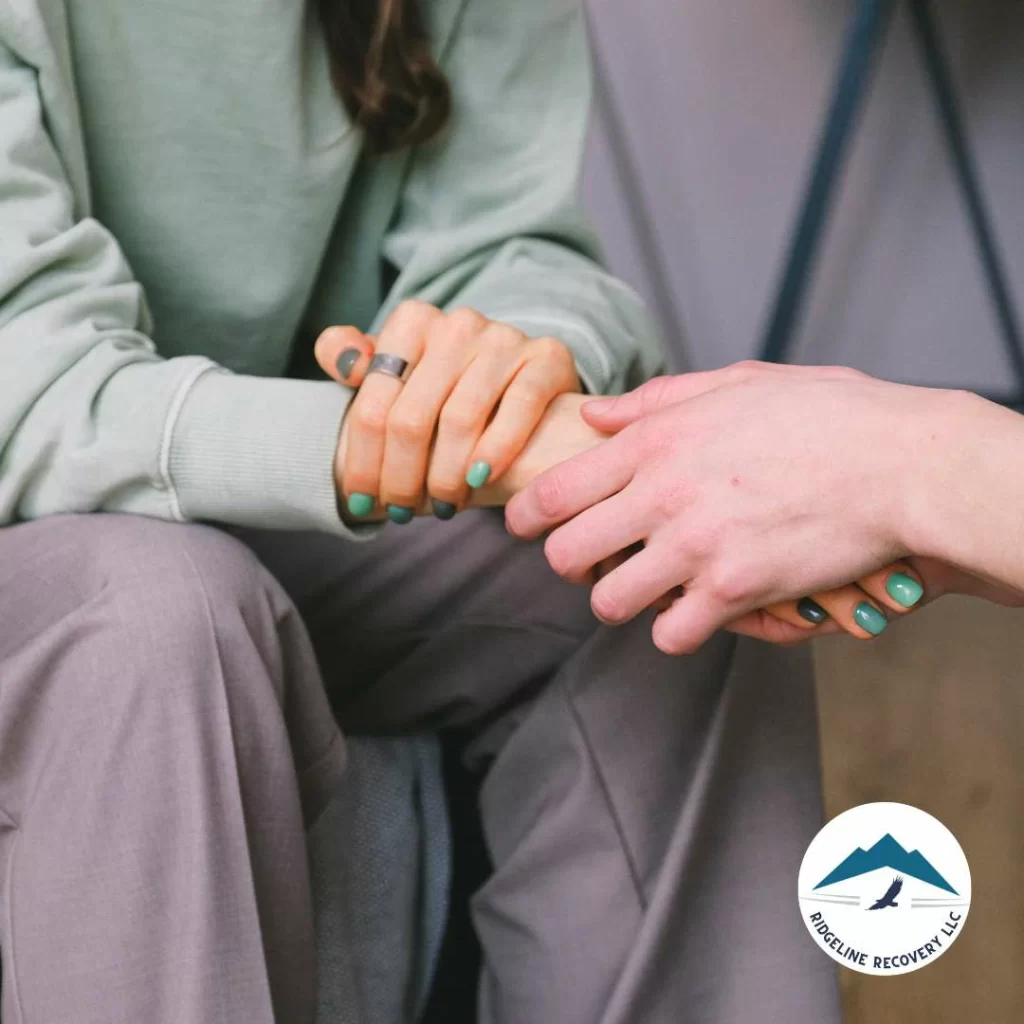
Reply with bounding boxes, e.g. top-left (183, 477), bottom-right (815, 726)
top-left (898, 388), bottom-right (1016, 562)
